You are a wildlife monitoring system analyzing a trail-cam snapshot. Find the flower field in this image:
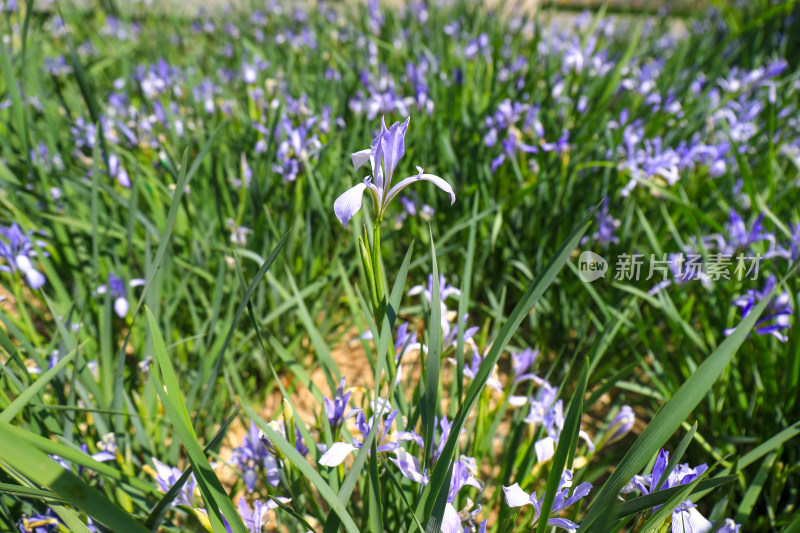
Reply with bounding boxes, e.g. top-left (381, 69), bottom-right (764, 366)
top-left (1, 0), bottom-right (799, 531)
